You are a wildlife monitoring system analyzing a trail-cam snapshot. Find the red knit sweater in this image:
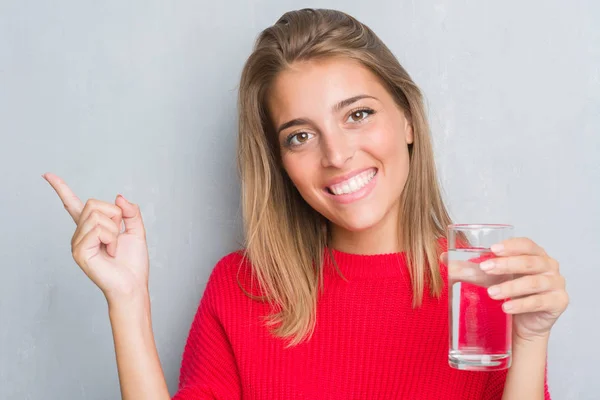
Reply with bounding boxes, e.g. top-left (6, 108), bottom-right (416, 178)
top-left (172, 248), bottom-right (551, 399)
